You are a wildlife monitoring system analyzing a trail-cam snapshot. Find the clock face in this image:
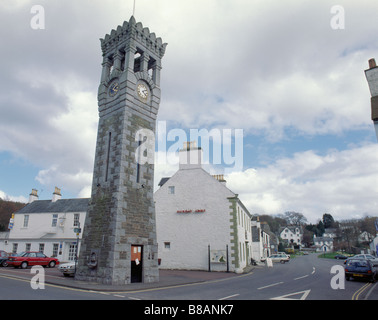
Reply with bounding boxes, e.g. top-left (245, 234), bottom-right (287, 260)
top-left (109, 82), bottom-right (119, 97)
top-left (137, 83), bottom-right (149, 100)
